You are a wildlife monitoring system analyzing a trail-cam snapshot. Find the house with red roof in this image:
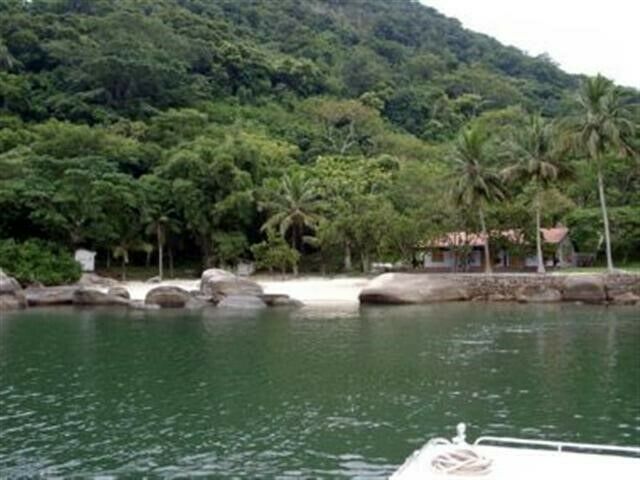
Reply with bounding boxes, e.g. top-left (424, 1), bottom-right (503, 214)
top-left (421, 227), bottom-right (574, 272)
